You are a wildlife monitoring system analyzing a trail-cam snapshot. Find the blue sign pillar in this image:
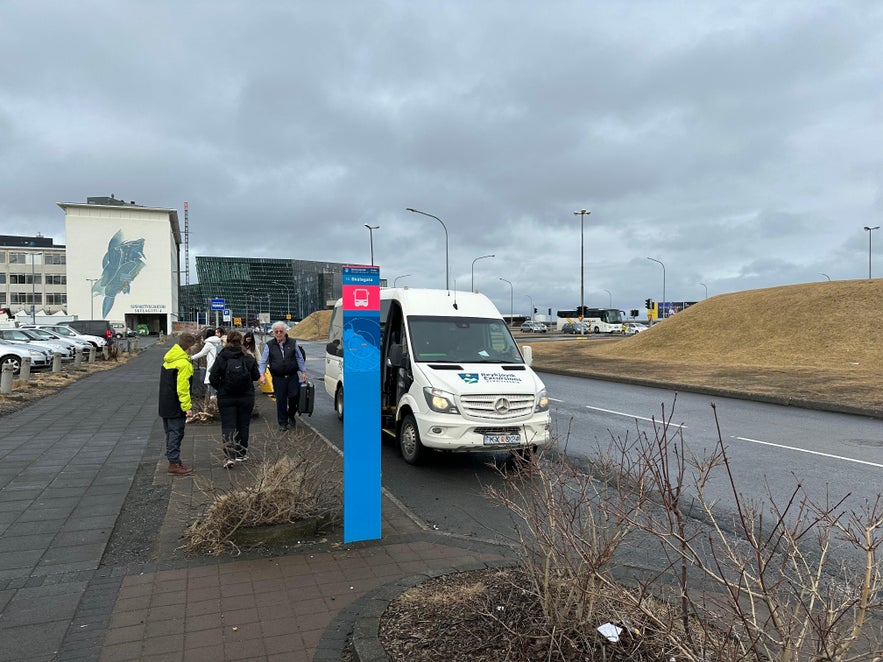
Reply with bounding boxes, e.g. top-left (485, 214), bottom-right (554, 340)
top-left (342, 265), bottom-right (381, 543)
